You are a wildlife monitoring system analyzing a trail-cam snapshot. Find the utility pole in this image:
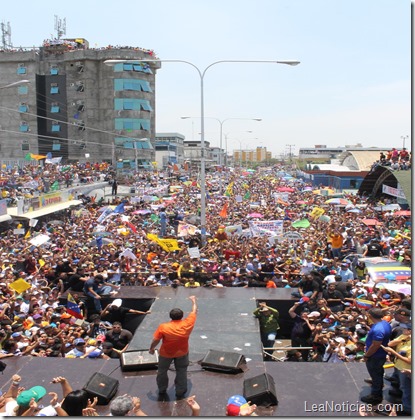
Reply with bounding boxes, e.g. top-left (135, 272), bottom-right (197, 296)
top-left (286, 144), bottom-right (295, 162)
